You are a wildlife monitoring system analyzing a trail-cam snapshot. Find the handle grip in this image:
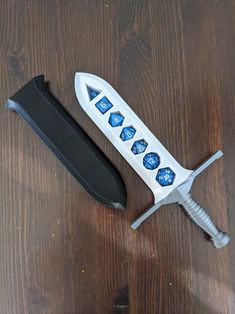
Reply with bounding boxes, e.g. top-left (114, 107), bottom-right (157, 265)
top-left (180, 193), bottom-right (230, 248)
